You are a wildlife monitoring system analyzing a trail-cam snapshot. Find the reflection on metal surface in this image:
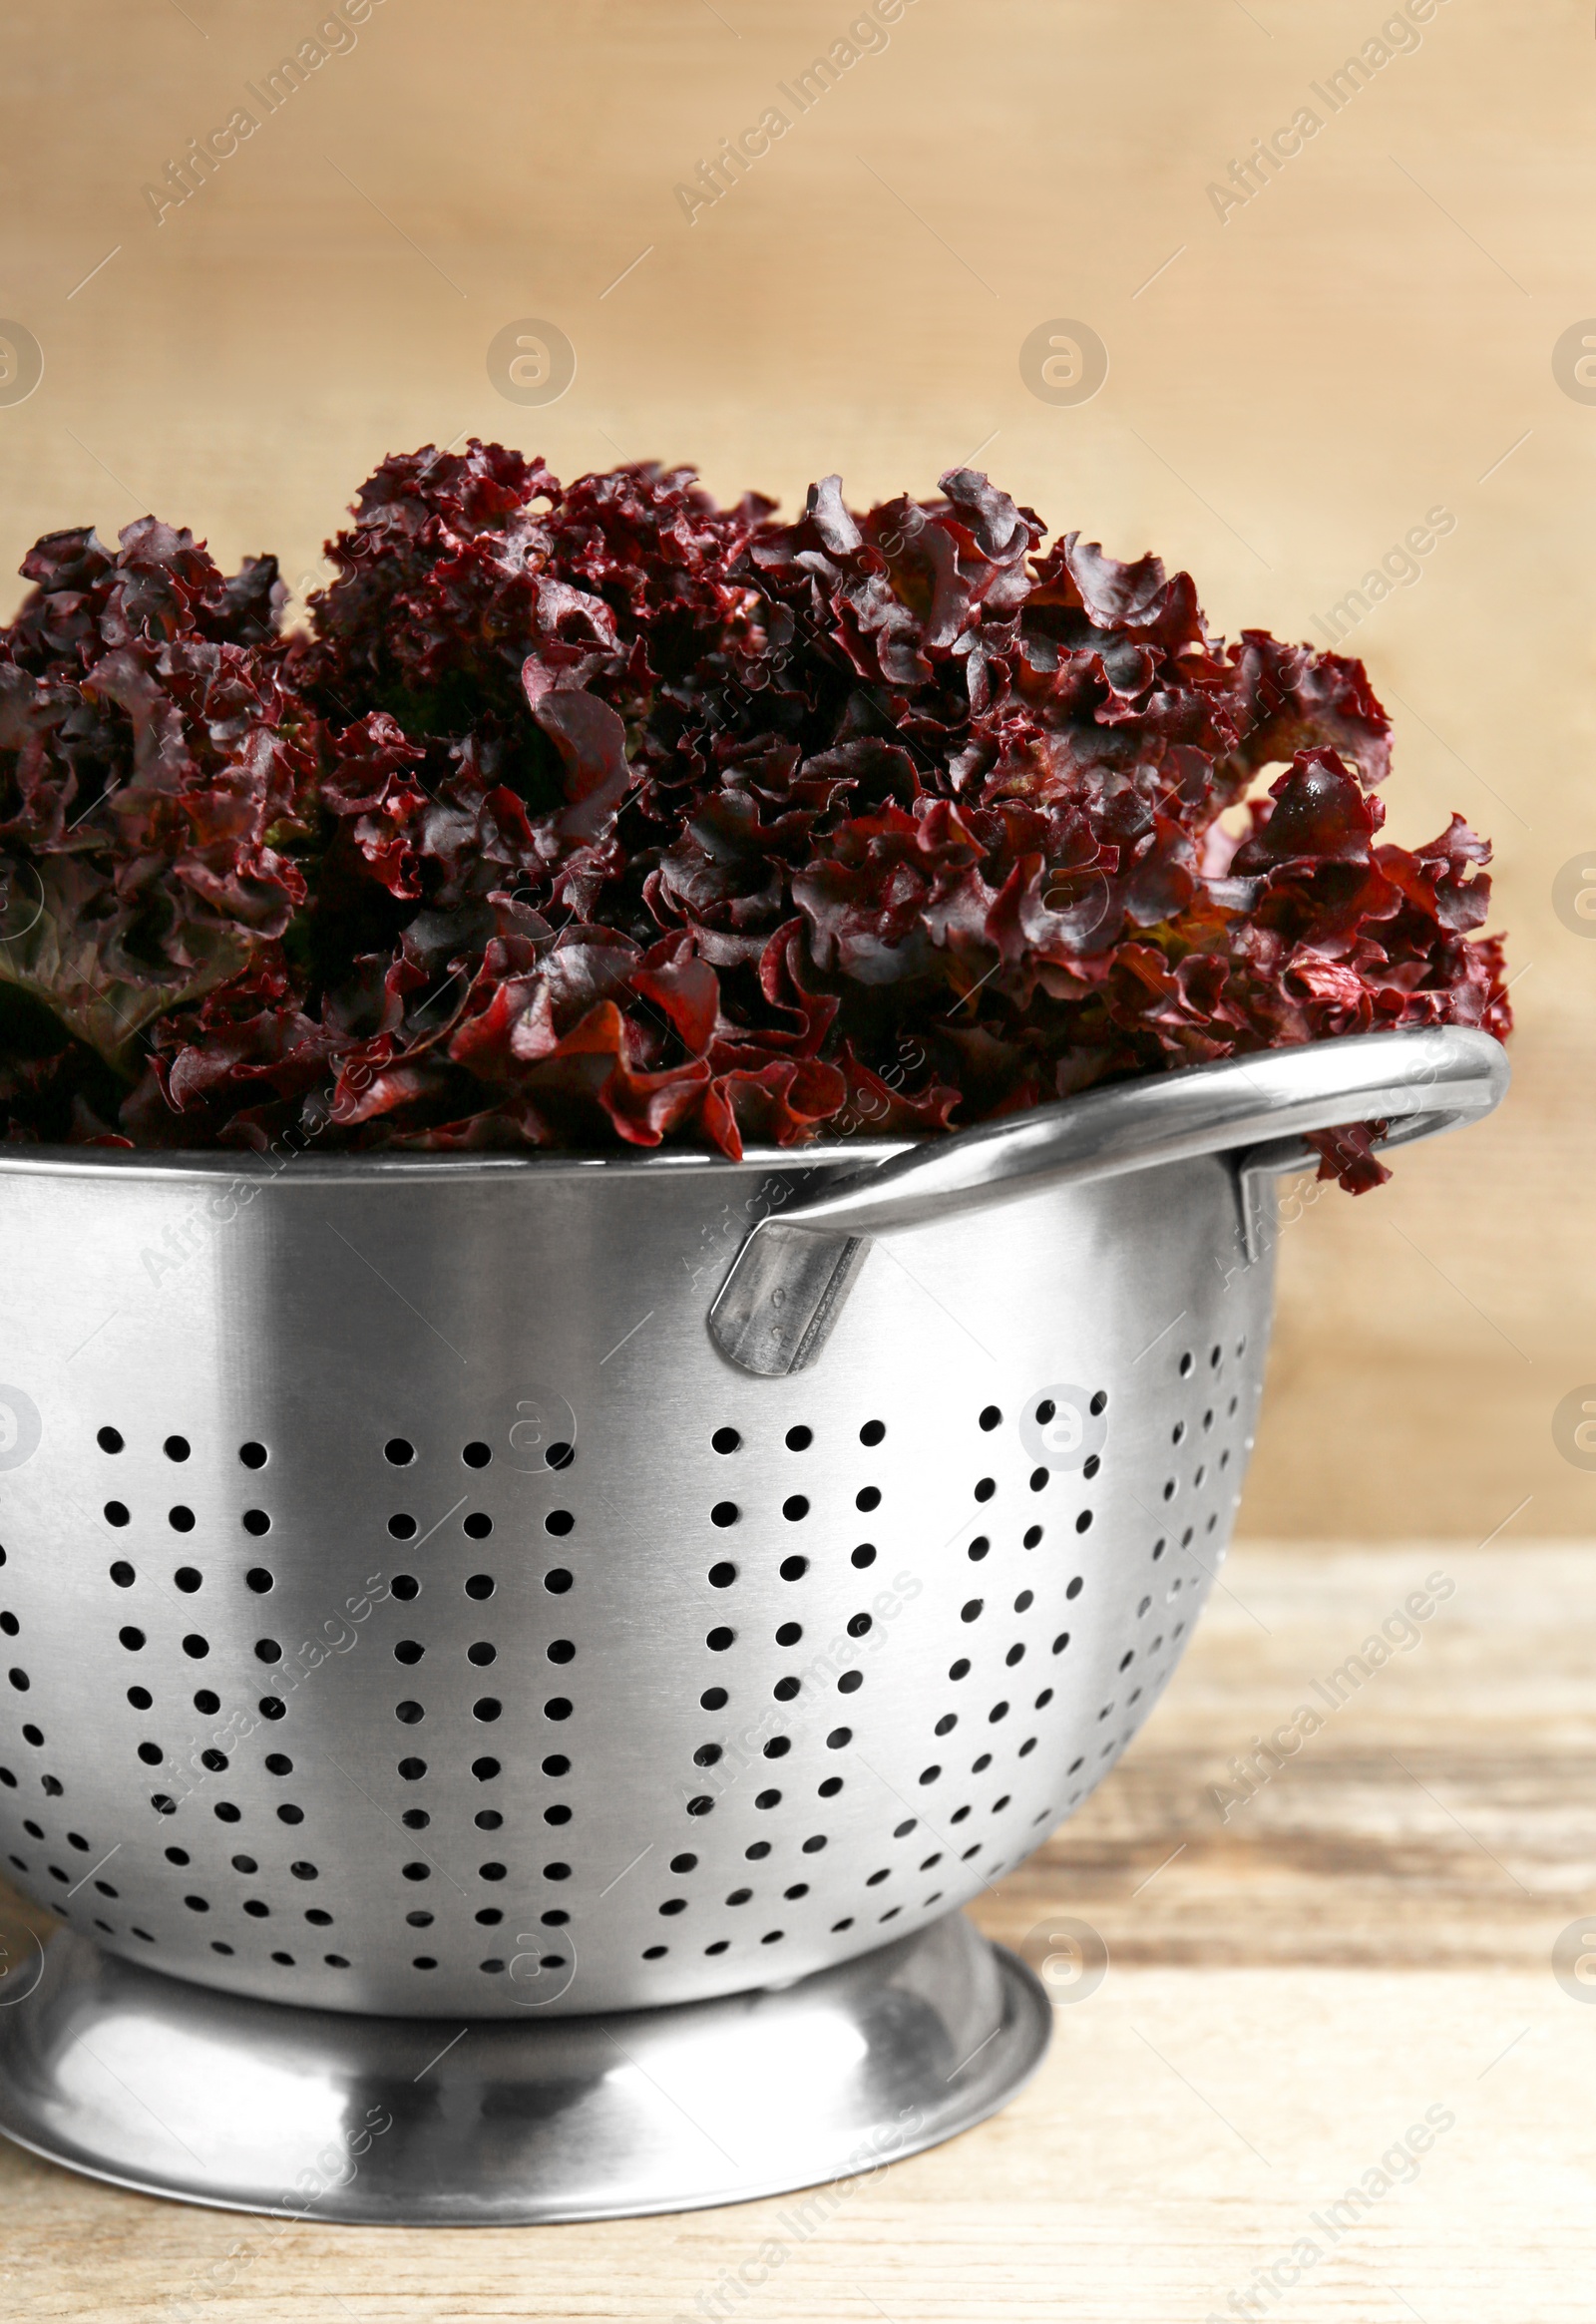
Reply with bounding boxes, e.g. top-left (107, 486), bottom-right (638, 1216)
top-left (0, 1120), bottom-right (1278, 2020)
top-left (0, 1918), bottom-right (1047, 2222)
